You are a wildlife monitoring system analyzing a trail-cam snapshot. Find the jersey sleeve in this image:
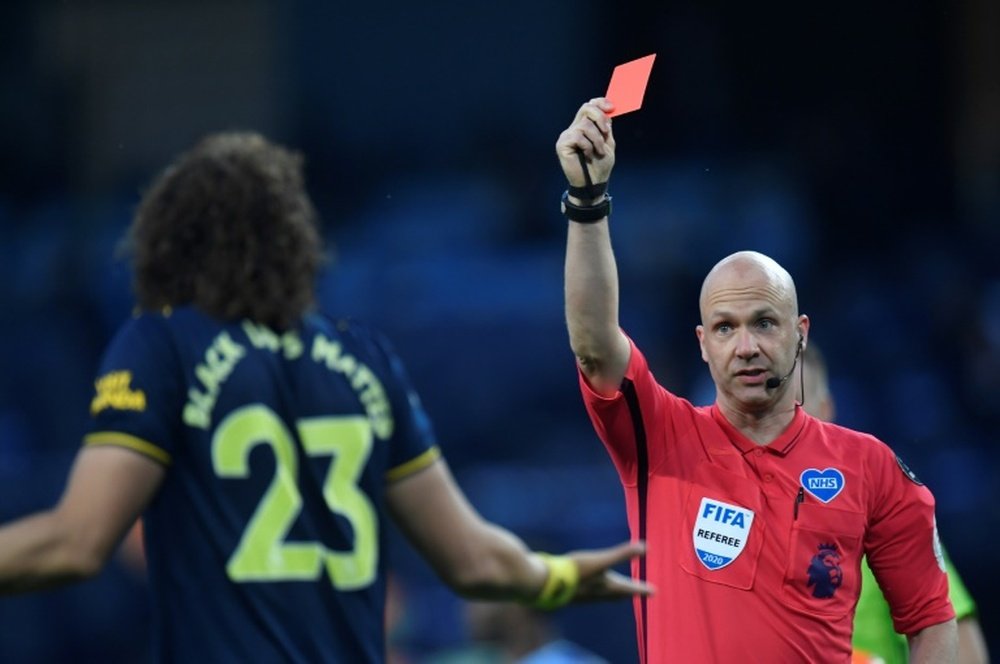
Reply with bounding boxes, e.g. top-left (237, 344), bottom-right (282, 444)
top-left (579, 334), bottom-right (675, 486)
top-left (863, 445), bottom-right (955, 635)
top-left (364, 329), bottom-right (440, 482)
top-left (85, 313), bottom-right (183, 465)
